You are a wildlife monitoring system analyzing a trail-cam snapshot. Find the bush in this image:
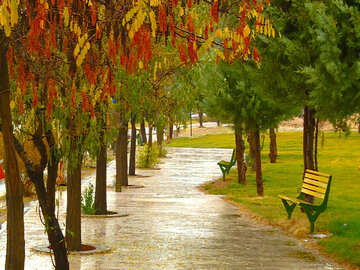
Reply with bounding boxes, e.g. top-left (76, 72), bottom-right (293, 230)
top-left (136, 144), bottom-right (160, 168)
top-left (81, 183), bottom-right (95, 215)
